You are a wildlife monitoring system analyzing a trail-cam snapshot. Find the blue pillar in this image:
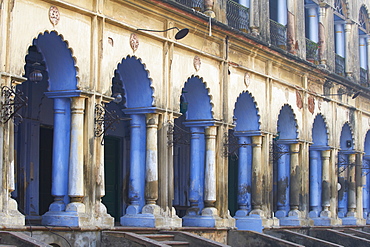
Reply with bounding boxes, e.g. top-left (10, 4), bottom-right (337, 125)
top-left (127, 114), bottom-right (146, 213)
top-left (309, 150), bottom-right (321, 218)
top-left (48, 97), bottom-right (71, 211)
top-left (335, 23), bottom-right (345, 57)
top-left (275, 144), bottom-right (290, 219)
top-left (306, 5), bottom-right (319, 43)
top-left (235, 136), bottom-right (252, 217)
top-left (41, 97), bottom-right (71, 226)
top-left (277, 0), bottom-right (287, 25)
top-left (364, 160), bottom-right (369, 219)
top-left (338, 153), bottom-right (348, 218)
top-left (360, 36), bottom-right (368, 69)
top-left (198, 130), bottom-right (205, 211)
top-left (188, 126), bottom-right (204, 211)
